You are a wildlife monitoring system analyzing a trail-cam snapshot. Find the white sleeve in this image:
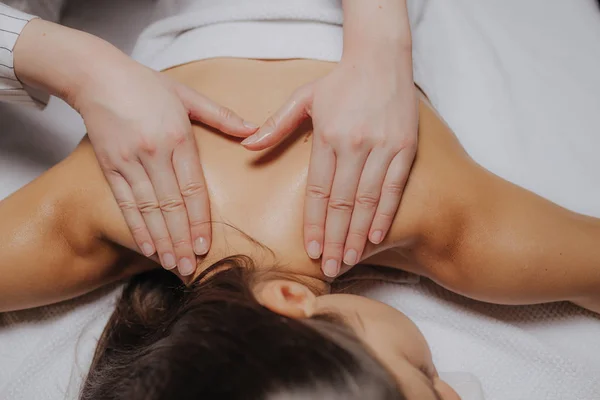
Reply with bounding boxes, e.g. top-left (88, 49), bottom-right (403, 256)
top-left (0, 3), bottom-right (49, 107)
